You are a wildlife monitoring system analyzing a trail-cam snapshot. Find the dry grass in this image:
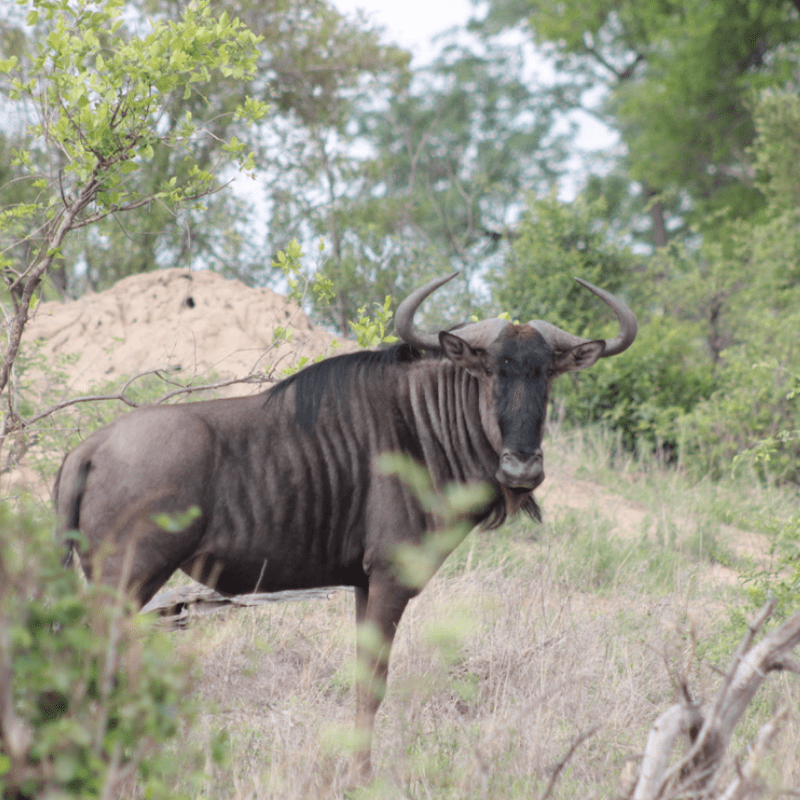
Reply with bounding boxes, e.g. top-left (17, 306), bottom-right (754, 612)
top-left (159, 428), bottom-right (800, 799)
